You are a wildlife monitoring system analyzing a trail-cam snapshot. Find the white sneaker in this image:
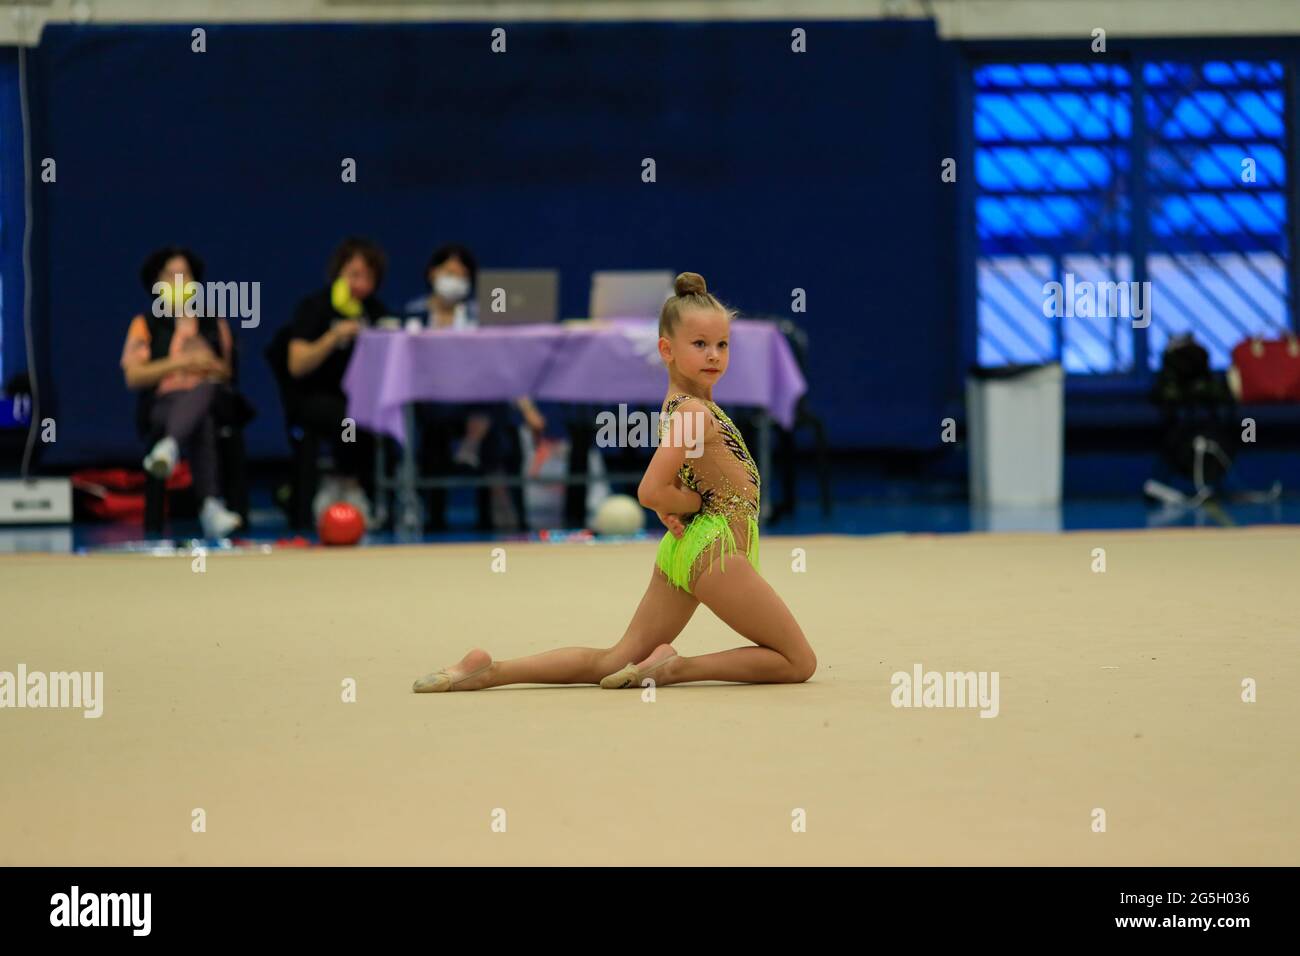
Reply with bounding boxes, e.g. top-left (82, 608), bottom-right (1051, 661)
top-left (143, 436), bottom-right (179, 480)
top-left (200, 497), bottom-right (242, 540)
